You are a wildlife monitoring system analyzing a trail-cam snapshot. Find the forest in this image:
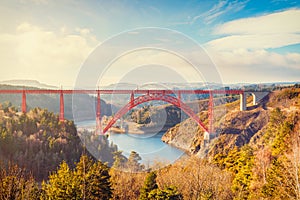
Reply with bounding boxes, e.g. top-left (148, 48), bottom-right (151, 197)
top-left (0, 87), bottom-right (299, 199)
